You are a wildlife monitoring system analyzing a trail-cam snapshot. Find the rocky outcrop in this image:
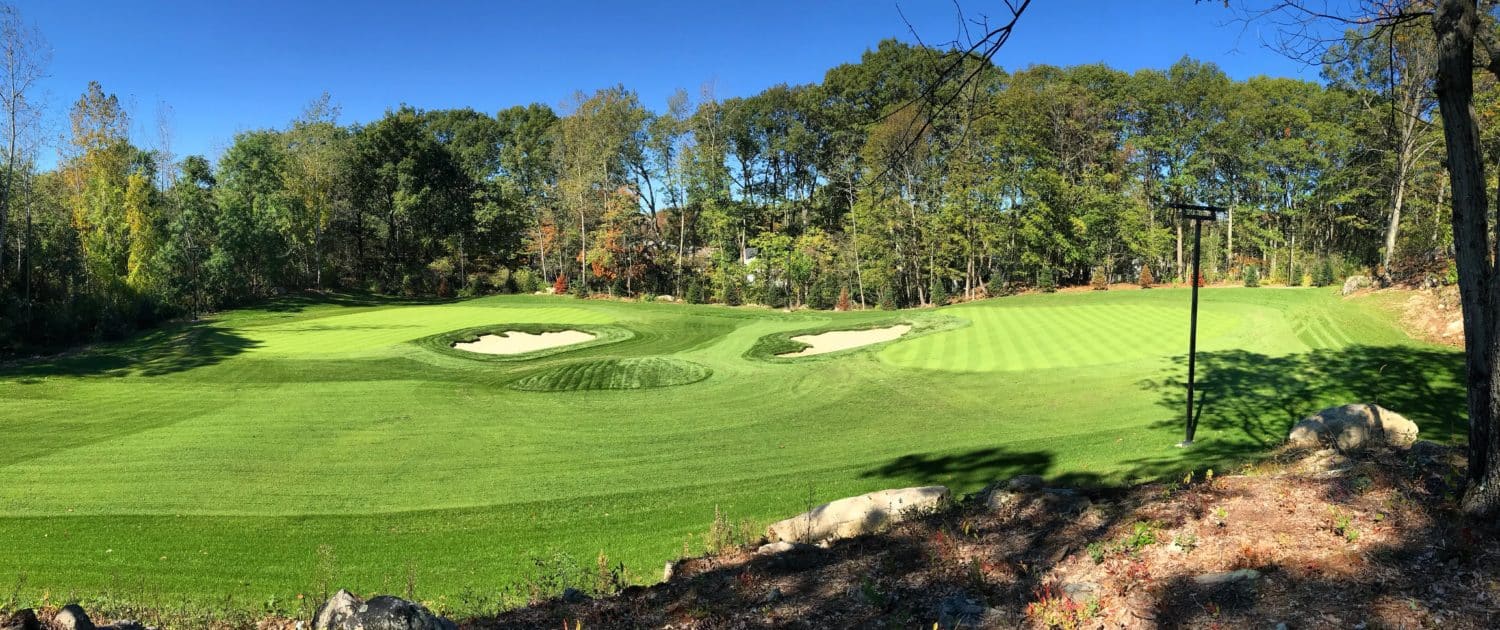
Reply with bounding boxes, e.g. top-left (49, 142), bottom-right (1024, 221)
top-left (1342, 275), bottom-right (1371, 296)
top-left (766, 486), bottom-right (949, 543)
top-left (1288, 403), bottom-right (1419, 451)
top-left (313, 589), bottom-right (456, 630)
